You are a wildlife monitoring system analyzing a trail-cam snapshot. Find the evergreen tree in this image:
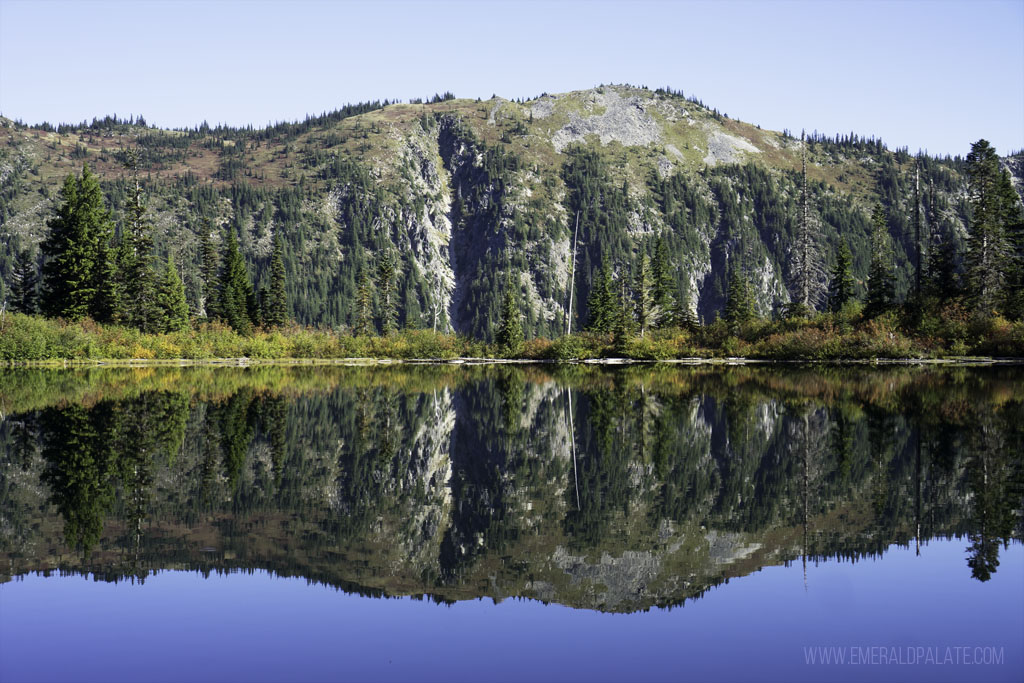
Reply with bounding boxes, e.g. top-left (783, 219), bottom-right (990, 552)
top-left (925, 179), bottom-right (960, 300)
top-left (263, 233), bottom-right (288, 328)
top-left (865, 204), bottom-right (895, 318)
top-left (650, 236), bottom-right (678, 327)
top-left (633, 255), bottom-right (654, 338)
top-left (40, 165), bottom-right (115, 320)
top-left (828, 238), bottom-right (856, 313)
top-left (9, 248), bottom-right (38, 314)
top-left (995, 167), bottom-right (1024, 319)
top-left (376, 249), bottom-right (397, 335)
top-left (611, 272), bottom-right (635, 353)
top-left (964, 139), bottom-right (1010, 318)
top-left (157, 254), bottom-right (189, 332)
top-left (673, 285), bottom-right (698, 330)
top-left (723, 269), bottom-right (754, 326)
top-left (496, 273), bottom-right (524, 354)
top-left (218, 229), bottom-right (255, 333)
top-left (199, 222), bottom-right (220, 319)
top-left (92, 237), bottom-right (120, 324)
top-left (354, 267), bottom-right (374, 336)
top-left (116, 148), bottom-right (159, 330)
top-left (586, 264), bottom-right (614, 333)
top-left (789, 131), bottom-right (825, 313)
top-left (912, 158), bottom-right (924, 301)
top-left (256, 285), bottom-right (269, 327)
